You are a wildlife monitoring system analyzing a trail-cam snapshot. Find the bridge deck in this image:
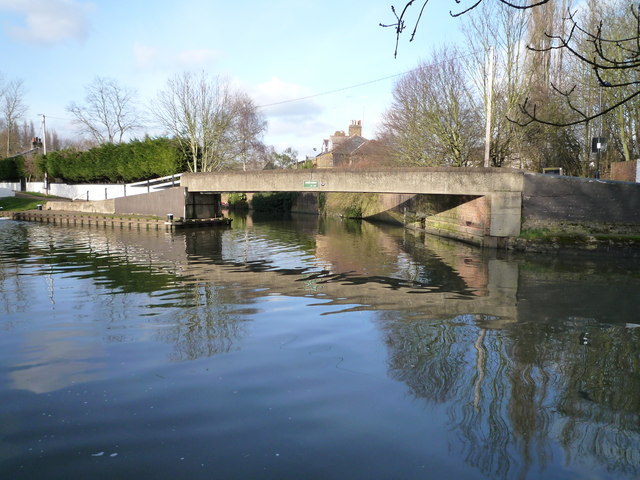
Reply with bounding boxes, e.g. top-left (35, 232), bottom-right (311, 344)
top-left (181, 168), bottom-right (525, 240)
top-left (181, 167), bottom-right (525, 196)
